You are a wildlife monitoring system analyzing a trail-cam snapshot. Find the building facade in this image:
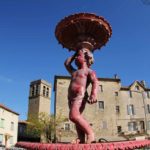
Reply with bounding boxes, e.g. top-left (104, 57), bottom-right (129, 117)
top-left (0, 104), bottom-right (19, 148)
top-left (18, 79), bottom-right (51, 142)
top-left (28, 79), bottom-right (51, 119)
top-left (54, 75), bottom-right (150, 142)
top-left (18, 121), bottom-right (40, 142)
